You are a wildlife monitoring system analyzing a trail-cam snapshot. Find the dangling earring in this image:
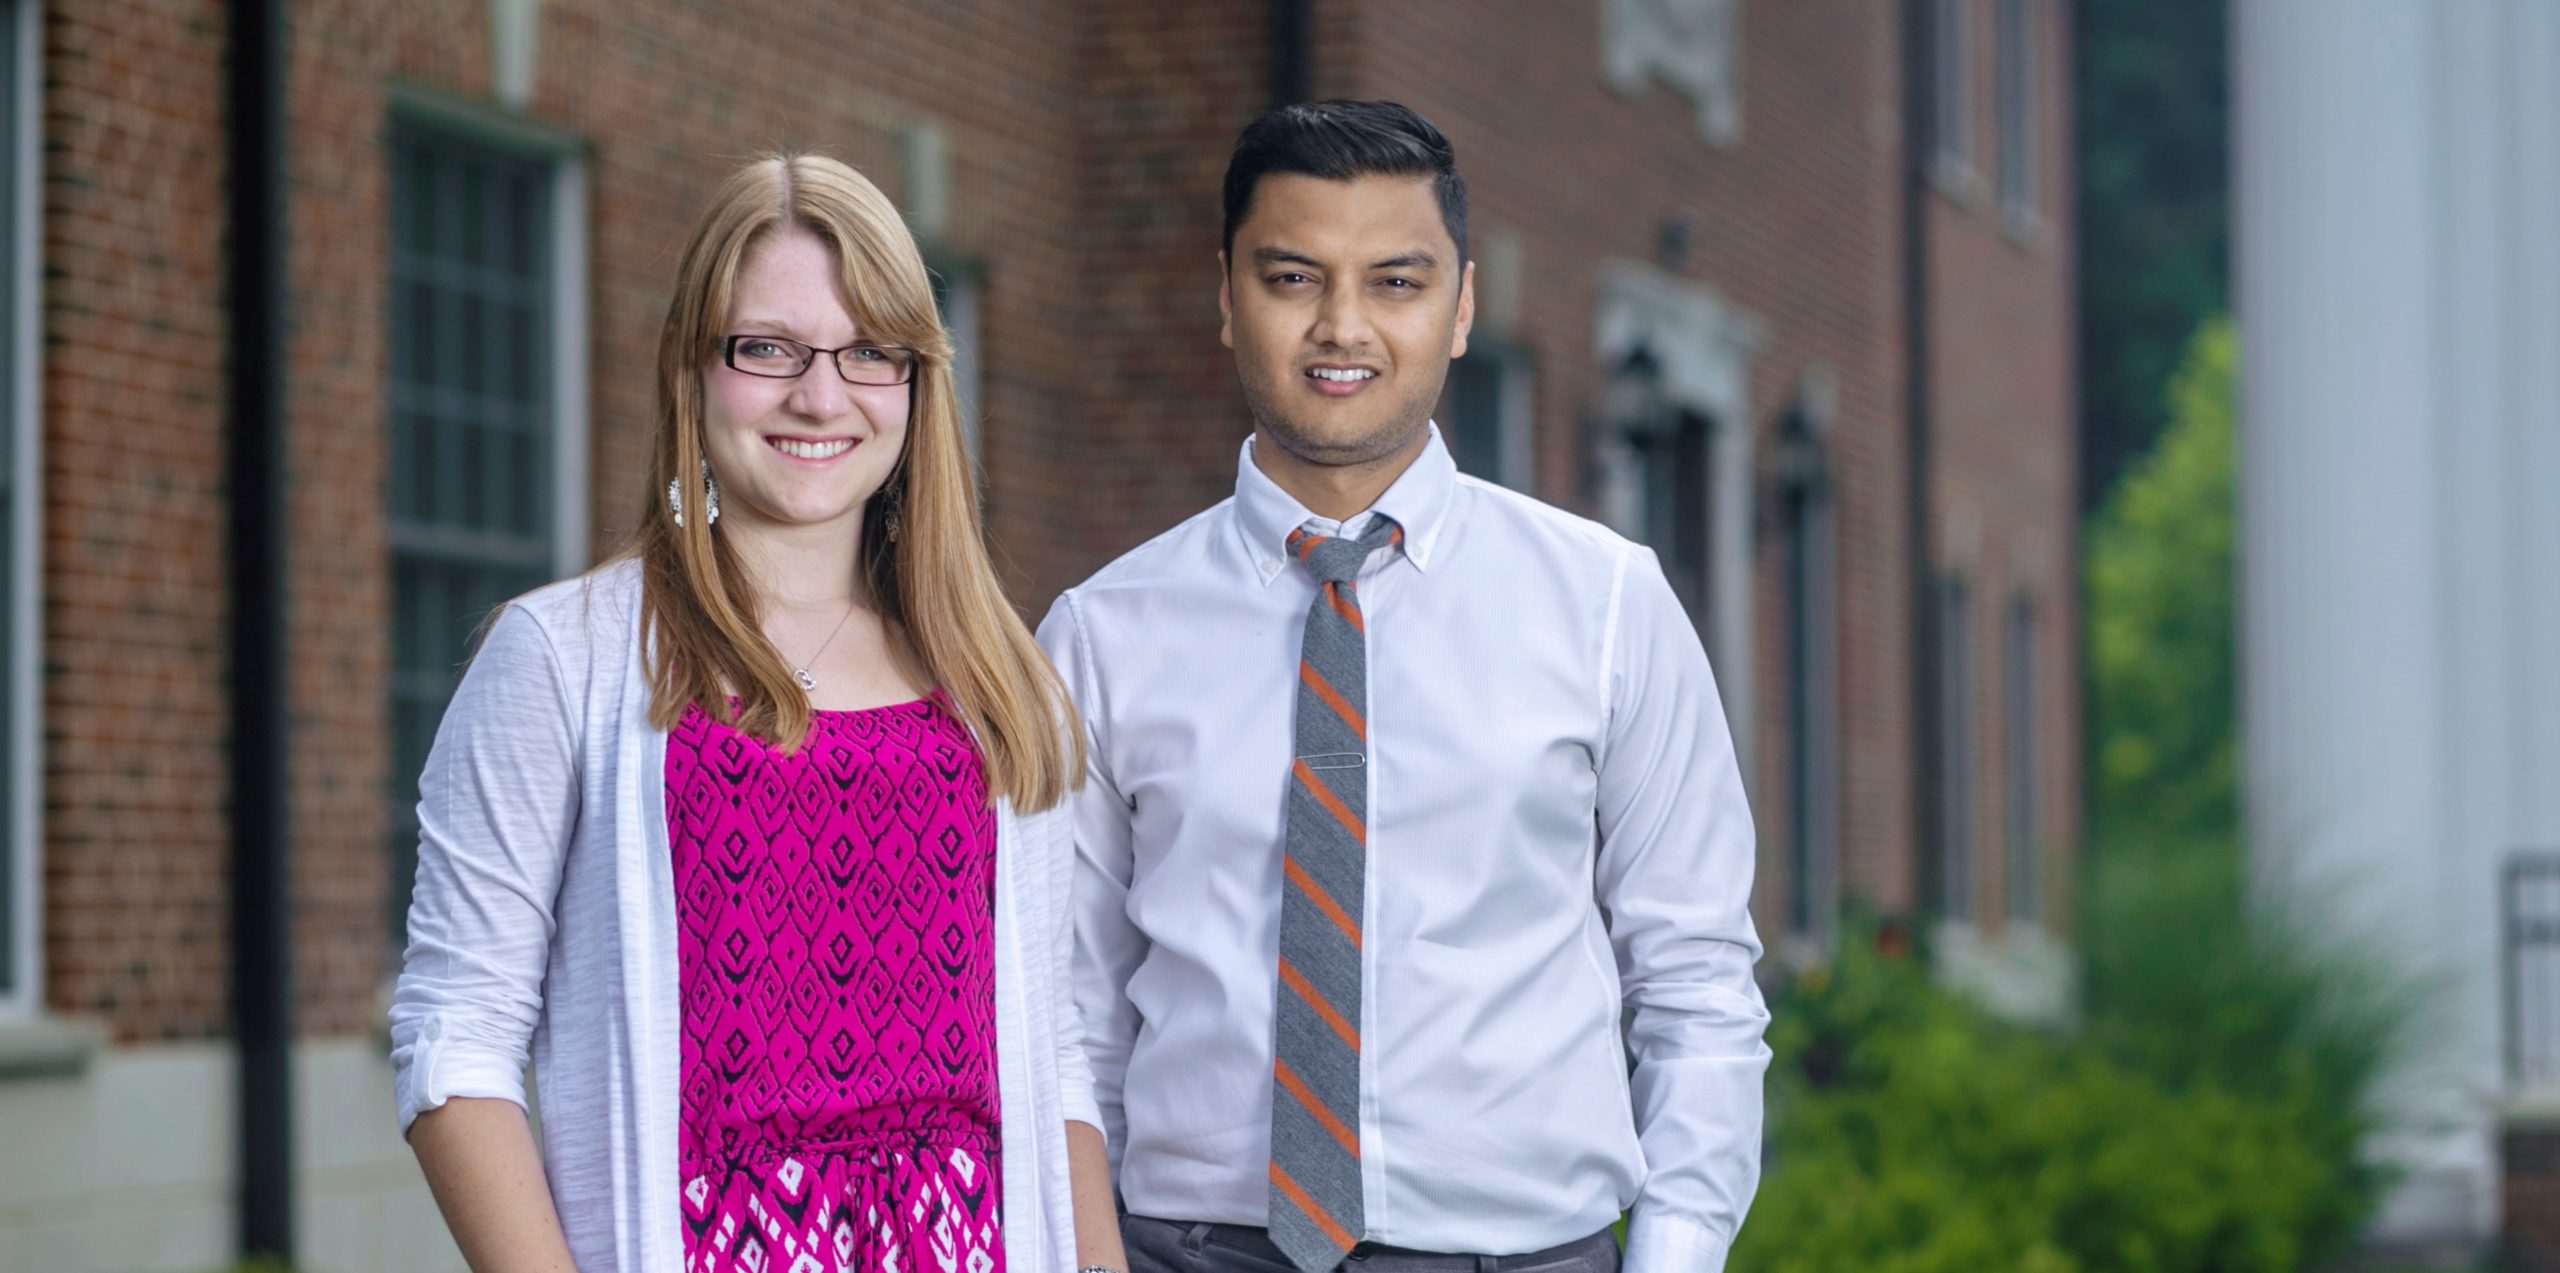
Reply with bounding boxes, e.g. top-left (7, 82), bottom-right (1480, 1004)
top-left (667, 460), bottom-right (719, 528)
top-left (883, 486), bottom-right (903, 544)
